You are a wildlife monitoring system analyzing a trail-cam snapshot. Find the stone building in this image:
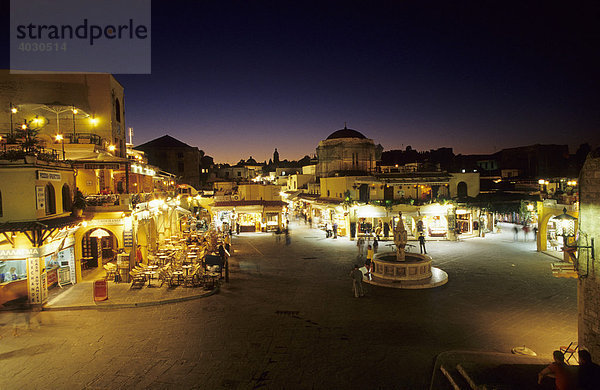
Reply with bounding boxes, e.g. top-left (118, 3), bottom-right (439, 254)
top-left (578, 149), bottom-right (600, 360)
top-left (135, 135), bottom-right (210, 189)
top-left (316, 126), bottom-right (383, 178)
top-left (0, 70), bottom-right (127, 157)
